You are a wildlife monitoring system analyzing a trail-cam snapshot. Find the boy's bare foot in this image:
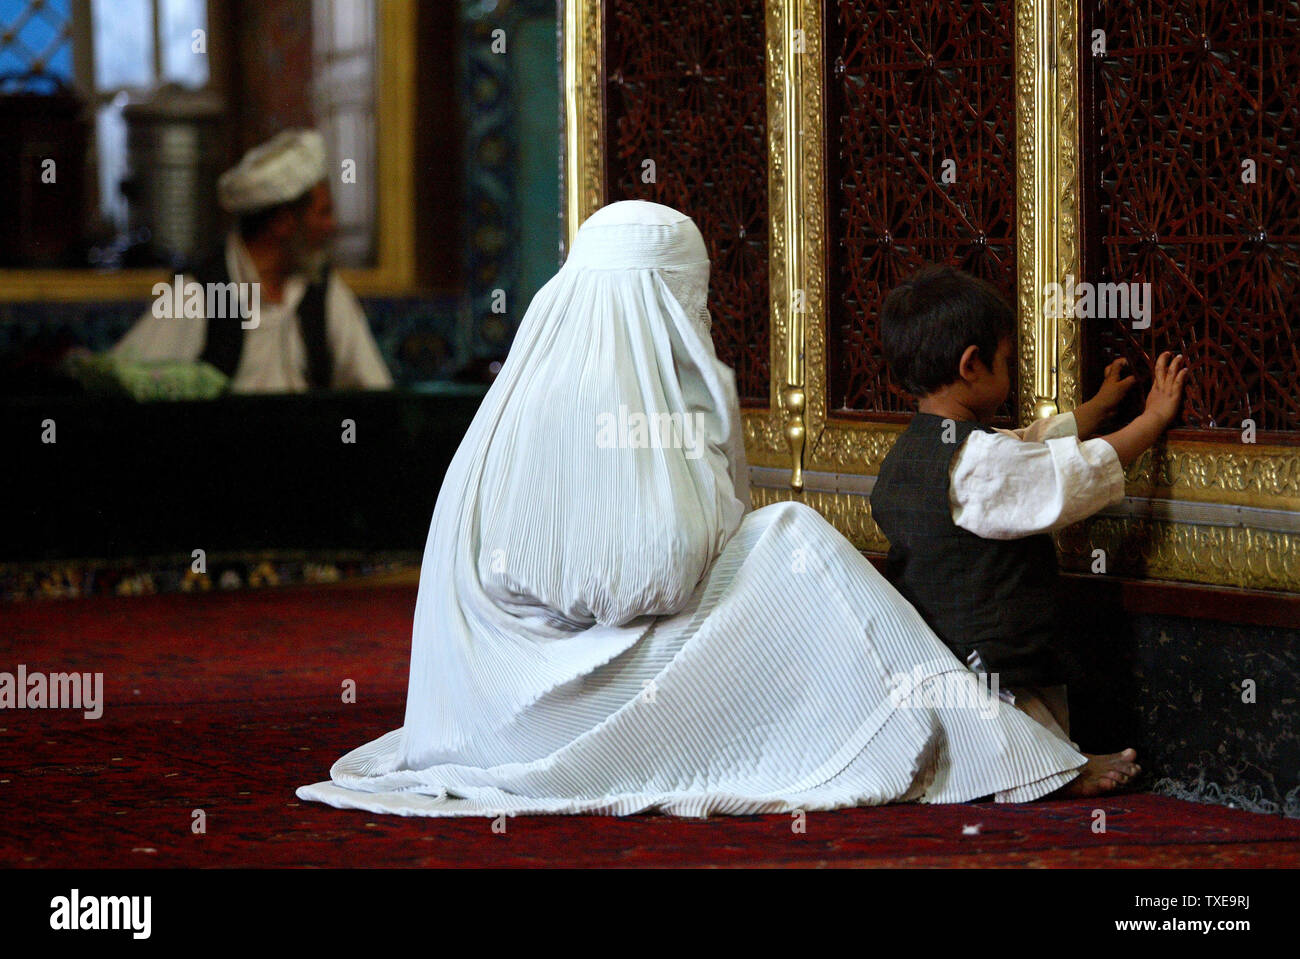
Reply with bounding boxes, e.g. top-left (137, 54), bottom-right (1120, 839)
top-left (1055, 748), bottom-right (1141, 798)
